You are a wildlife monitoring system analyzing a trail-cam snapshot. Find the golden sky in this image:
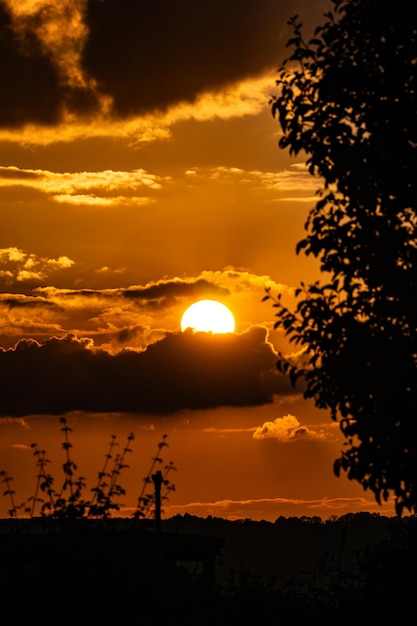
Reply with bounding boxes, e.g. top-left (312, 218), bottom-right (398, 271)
top-left (0, 0), bottom-right (395, 521)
